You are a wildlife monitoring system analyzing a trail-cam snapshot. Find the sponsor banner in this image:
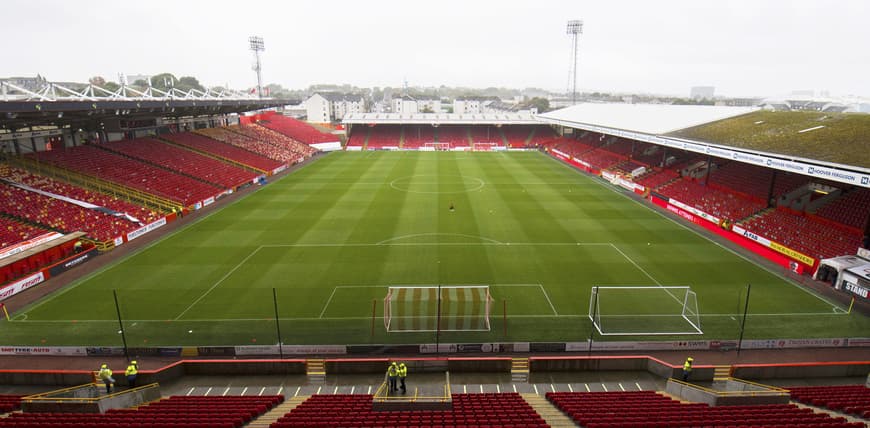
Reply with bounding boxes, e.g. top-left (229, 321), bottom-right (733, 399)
top-left (769, 241), bottom-right (815, 266)
top-left (196, 346), bottom-right (237, 356)
top-left (86, 347), bottom-right (126, 356)
top-left (0, 232), bottom-right (64, 260)
top-left (281, 345), bottom-right (347, 355)
top-left (194, 202), bottom-right (202, 210)
top-left (843, 281), bottom-right (869, 299)
top-left (857, 247), bottom-right (870, 260)
top-left (273, 164), bottom-right (289, 174)
top-left (202, 197), bottom-right (215, 207)
top-left (732, 225), bottom-right (772, 247)
top-left (234, 345), bottom-right (280, 356)
top-left (742, 338), bottom-right (846, 349)
top-left (419, 344), bottom-right (458, 353)
top-left (566, 341), bottom-right (711, 352)
top-left (0, 129), bottom-right (63, 141)
top-left (845, 338), bottom-right (870, 347)
top-left (0, 346), bottom-right (87, 356)
top-left (113, 236), bottom-right (124, 247)
top-left (0, 271), bottom-right (45, 301)
top-left (47, 249), bottom-right (95, 277)
top-left (572, 157), bottom-right (591, 168)
top-left (127, 347), bottom-right (183, 357)
top-left (709, 340), bottom-right (738, 350)
top-left (529, 343), bottom-right (567, 352)
top-left (454, 343), bottom-right (500, 353)
top-left (126, 217), bottom-right (167, 242)
top-left (345, 146), bottom-right (363, 151)
top-left (668, 198), bottom-right (720, 224)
